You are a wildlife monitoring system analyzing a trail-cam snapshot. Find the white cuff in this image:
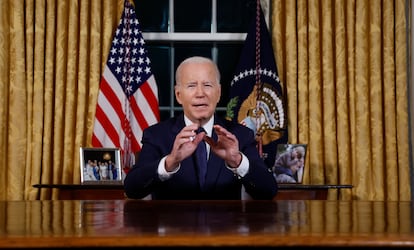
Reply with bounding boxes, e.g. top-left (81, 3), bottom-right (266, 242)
top-left (226, 152), bottom-right (249, 177)
top-left (158, 156), bottom-right (180, 181)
